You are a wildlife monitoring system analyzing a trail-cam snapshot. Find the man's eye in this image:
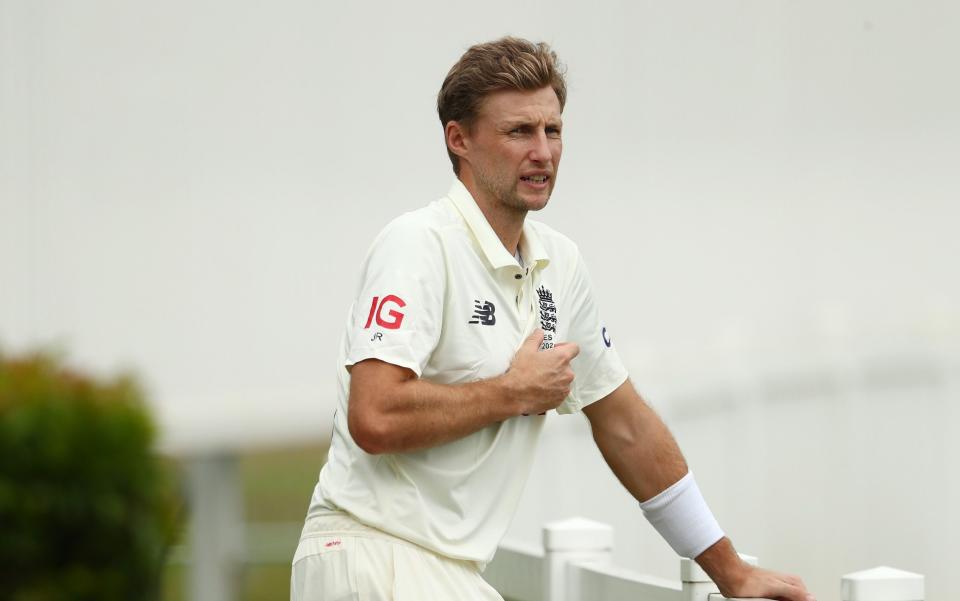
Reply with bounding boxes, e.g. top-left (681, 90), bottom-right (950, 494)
top-left (547, 128), bottom-right (562, 137)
